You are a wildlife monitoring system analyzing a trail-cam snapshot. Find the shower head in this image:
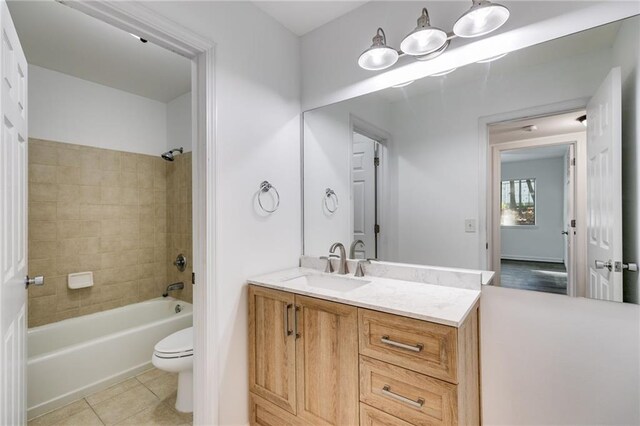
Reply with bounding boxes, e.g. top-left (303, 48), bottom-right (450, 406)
top-left (161, 147), bottom-right (183, 162)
